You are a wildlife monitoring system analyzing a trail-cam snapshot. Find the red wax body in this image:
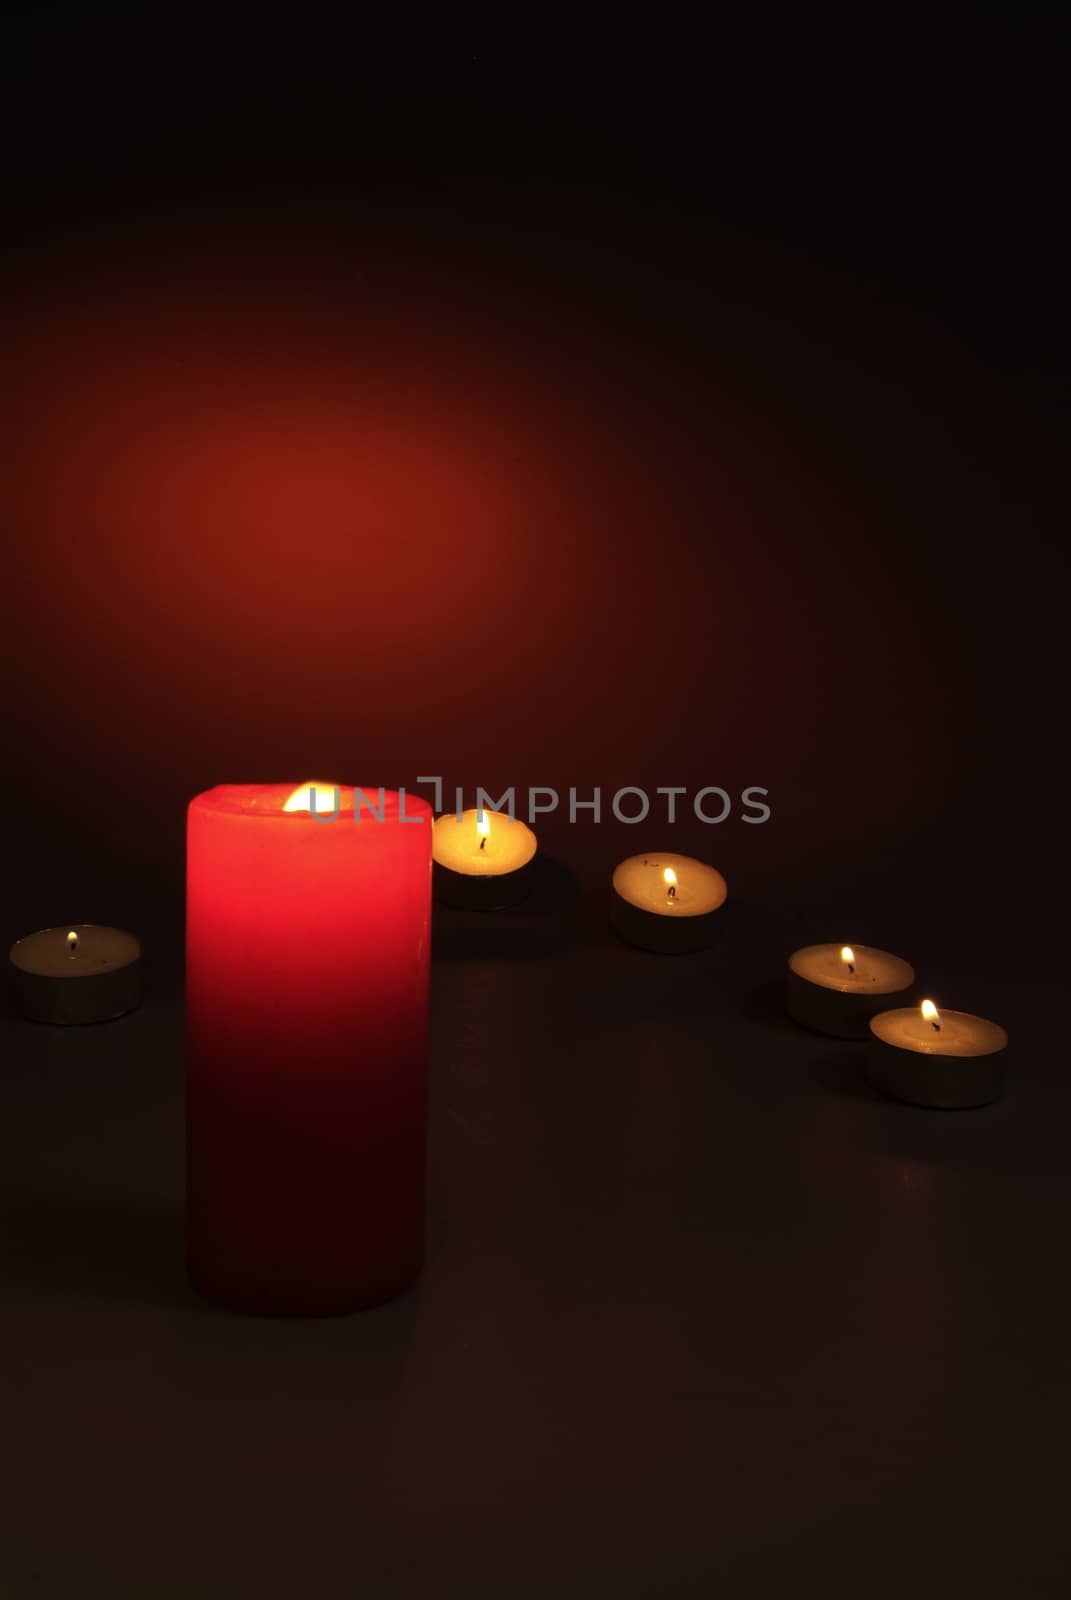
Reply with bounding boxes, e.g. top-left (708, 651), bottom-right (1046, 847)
top-left (186, 784), bottom-right (432, 1315)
